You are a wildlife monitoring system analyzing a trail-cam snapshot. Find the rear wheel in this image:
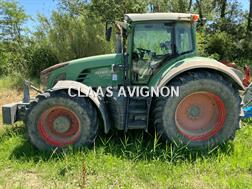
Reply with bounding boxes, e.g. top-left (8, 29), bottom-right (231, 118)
top-left (26, 91), bottom-right (98, 151)
top-left (153, 71), bottom-right (241, 149)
